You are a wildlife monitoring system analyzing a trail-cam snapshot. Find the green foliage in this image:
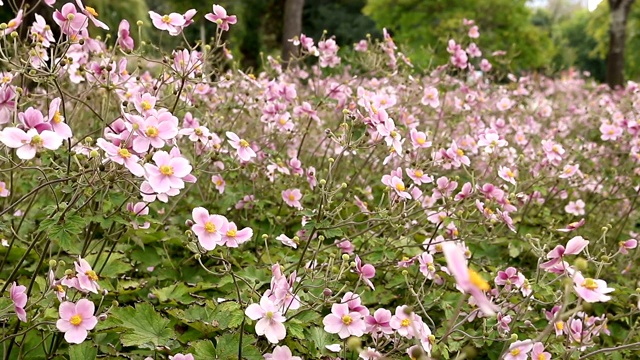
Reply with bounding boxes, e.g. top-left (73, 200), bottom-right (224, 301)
top-left (104, 303), bottom-right (176, 348)
top-left (69, 343), bottom-right (98, 360)
top-left (363, 0), bottom-right (555, 72)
